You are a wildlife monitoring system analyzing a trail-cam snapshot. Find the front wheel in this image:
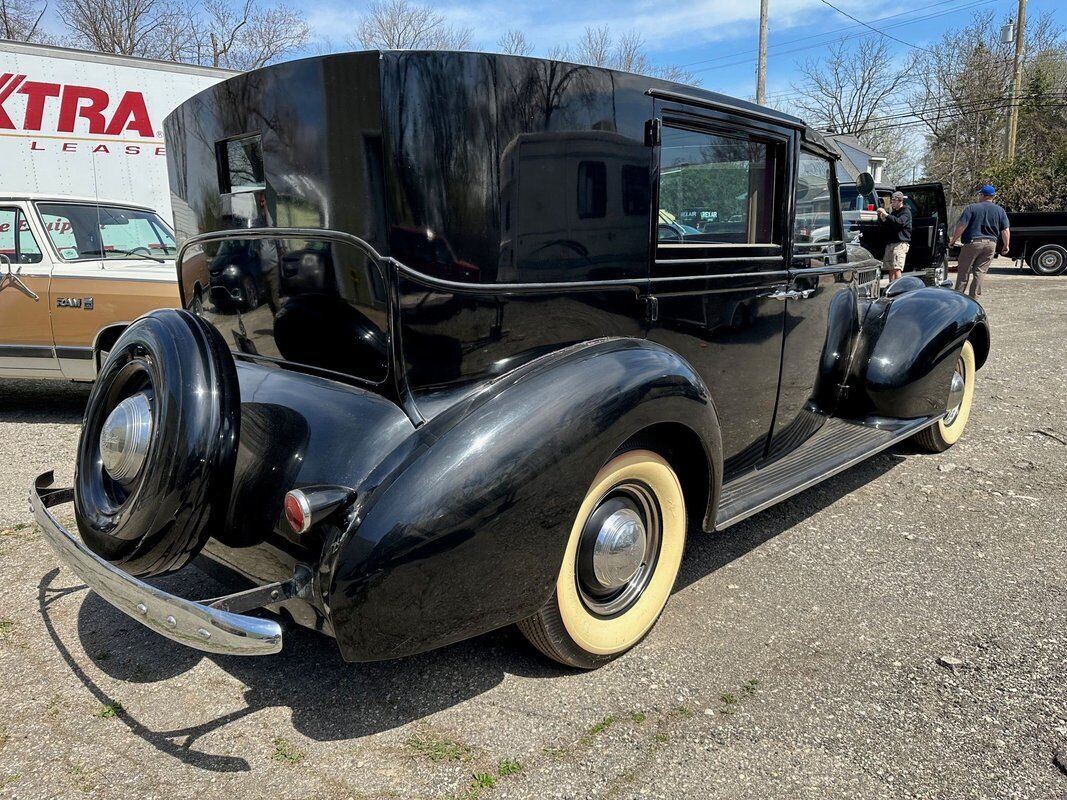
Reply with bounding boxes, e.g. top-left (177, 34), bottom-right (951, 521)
top-left (518, 449), bottom-right (687, 669)
top-left (1028, 244), bottom-right (1067, 276)
top-left (914, 340), bottom-right (976, 453)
